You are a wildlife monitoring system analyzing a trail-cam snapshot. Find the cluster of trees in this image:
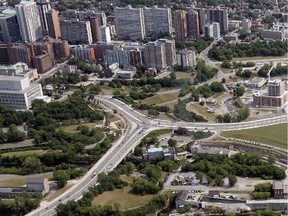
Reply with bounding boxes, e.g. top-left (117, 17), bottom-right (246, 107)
top-left (0, 192), bottom-right (41, 215)
top-left (236, 69), bottom-right (253, 78)
top-left (53, 169), bottom-right (85, 188)
top-left (40, 71), bottom-right (88, 86)
top-left (208, 41), bottom-right (287, 61)
top-left (0, 105), bottom-right (33, 127)
top-left (216, 107), bottom-right (250, 123)
top-left (258, 63), bottom-right (287, 78)
top-left (174, 127), bottom-right (213, 139)
top-left (175, 37), bottom-right (214, 53)
top-left (251, 182), bottom-right (273, 200)
top-left (221, 60), bottom-right (255, 69)
top-left (197, 82), bottom-right (225, 98)
top-left (0, 124), bottom-right (26, 143)
top-left (195, 61), bottom-right (218, 83)
top-left (182, 153), bottom-right (286, 186)
top-left (174, 99), bottom-right (207, 122)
